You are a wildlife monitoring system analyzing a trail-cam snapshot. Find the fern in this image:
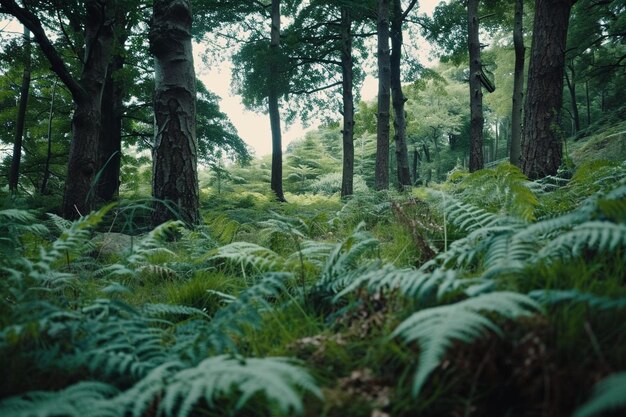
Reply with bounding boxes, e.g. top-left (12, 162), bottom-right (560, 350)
top-left (529, 289), bottom-right (626, 310)
top-left (144, 356), bottom-right (319, 417)
top-left (535, 221), bottom-right (626, 260)
top-left (391, 292), bottom-right (541, 396)
top-left (573, 372), bottom-right (626, 417)
top-left (0, 381), bottom-right (120, 417)
top-left (207, 241), bottom-right (284, 275)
